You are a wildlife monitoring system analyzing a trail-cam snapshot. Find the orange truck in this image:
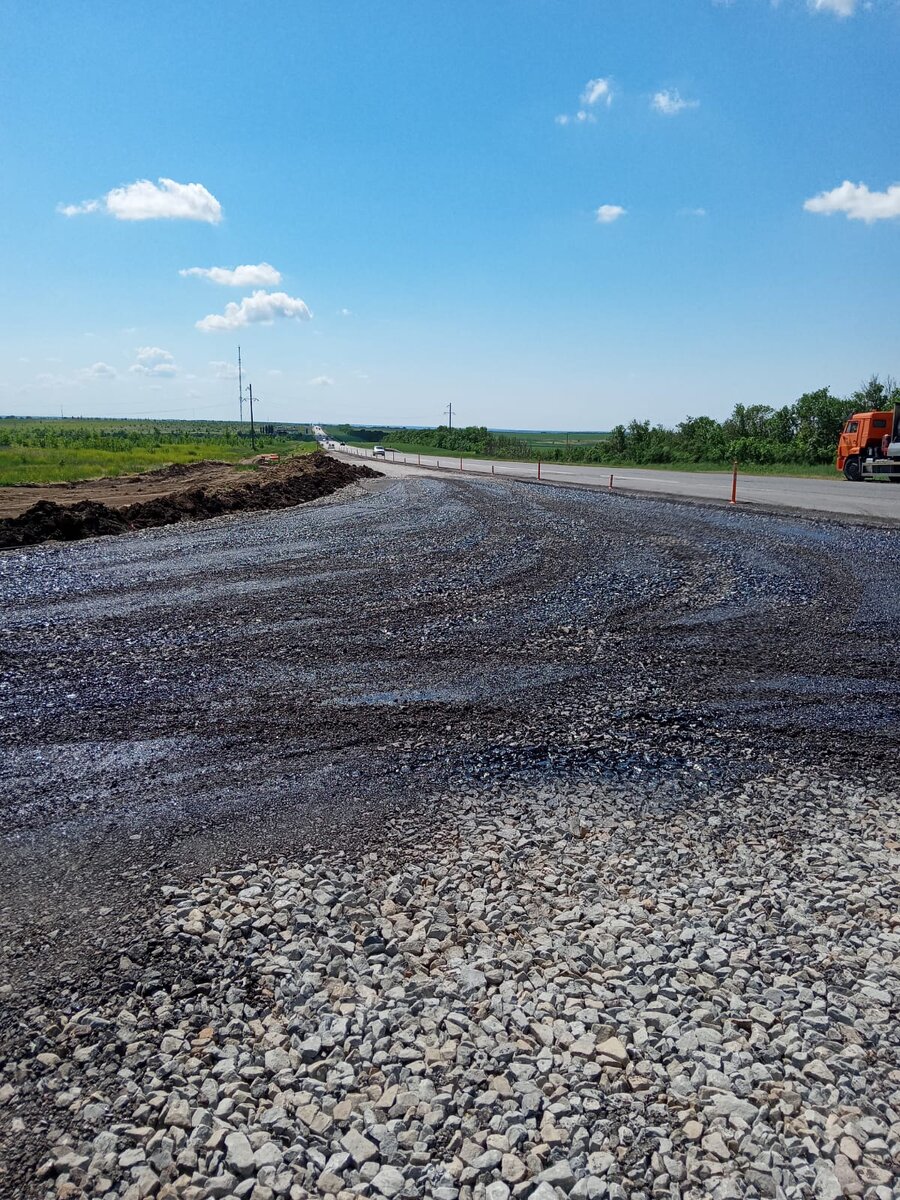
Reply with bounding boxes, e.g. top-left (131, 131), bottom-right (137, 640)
top-left (836, 402), bottom-right (900, 482)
